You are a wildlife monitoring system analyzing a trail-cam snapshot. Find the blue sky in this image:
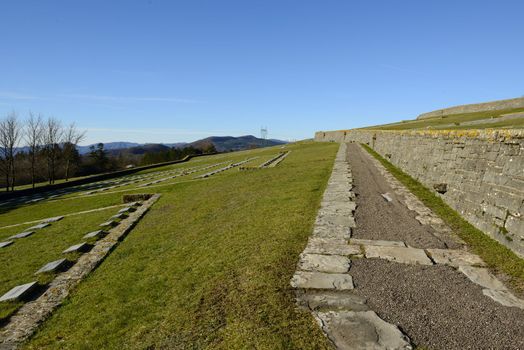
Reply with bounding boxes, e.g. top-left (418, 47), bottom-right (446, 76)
top-left (0, 0), bottom-right (523, 144)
